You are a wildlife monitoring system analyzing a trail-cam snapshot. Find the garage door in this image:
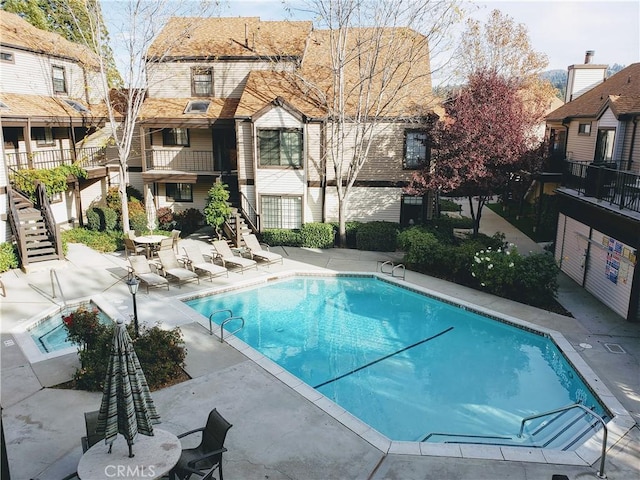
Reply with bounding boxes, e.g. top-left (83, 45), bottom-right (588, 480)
top-left (555, 214), bottom-right (590, 285)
